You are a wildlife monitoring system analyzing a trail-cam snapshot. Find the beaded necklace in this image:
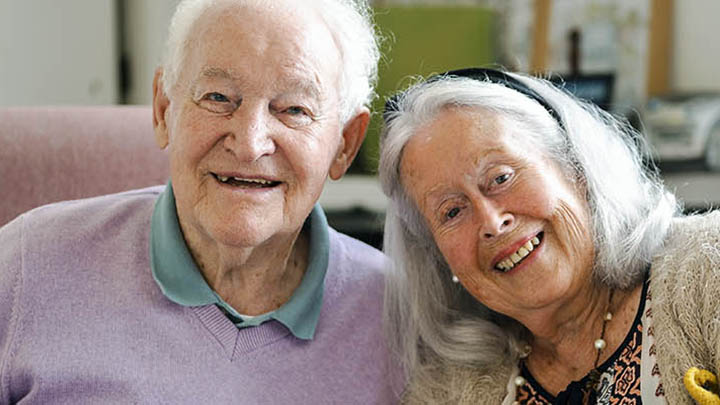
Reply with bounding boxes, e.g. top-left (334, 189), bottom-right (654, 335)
top-left (513, 290), bottom-right (616, 404)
